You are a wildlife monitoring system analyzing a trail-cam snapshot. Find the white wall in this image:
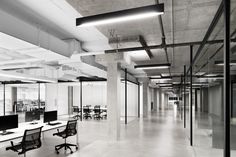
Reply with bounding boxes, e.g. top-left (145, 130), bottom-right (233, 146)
top-left (73, 82), bottom-right (107, 107)
top-left (82, 82), bottom-right (106, 107)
